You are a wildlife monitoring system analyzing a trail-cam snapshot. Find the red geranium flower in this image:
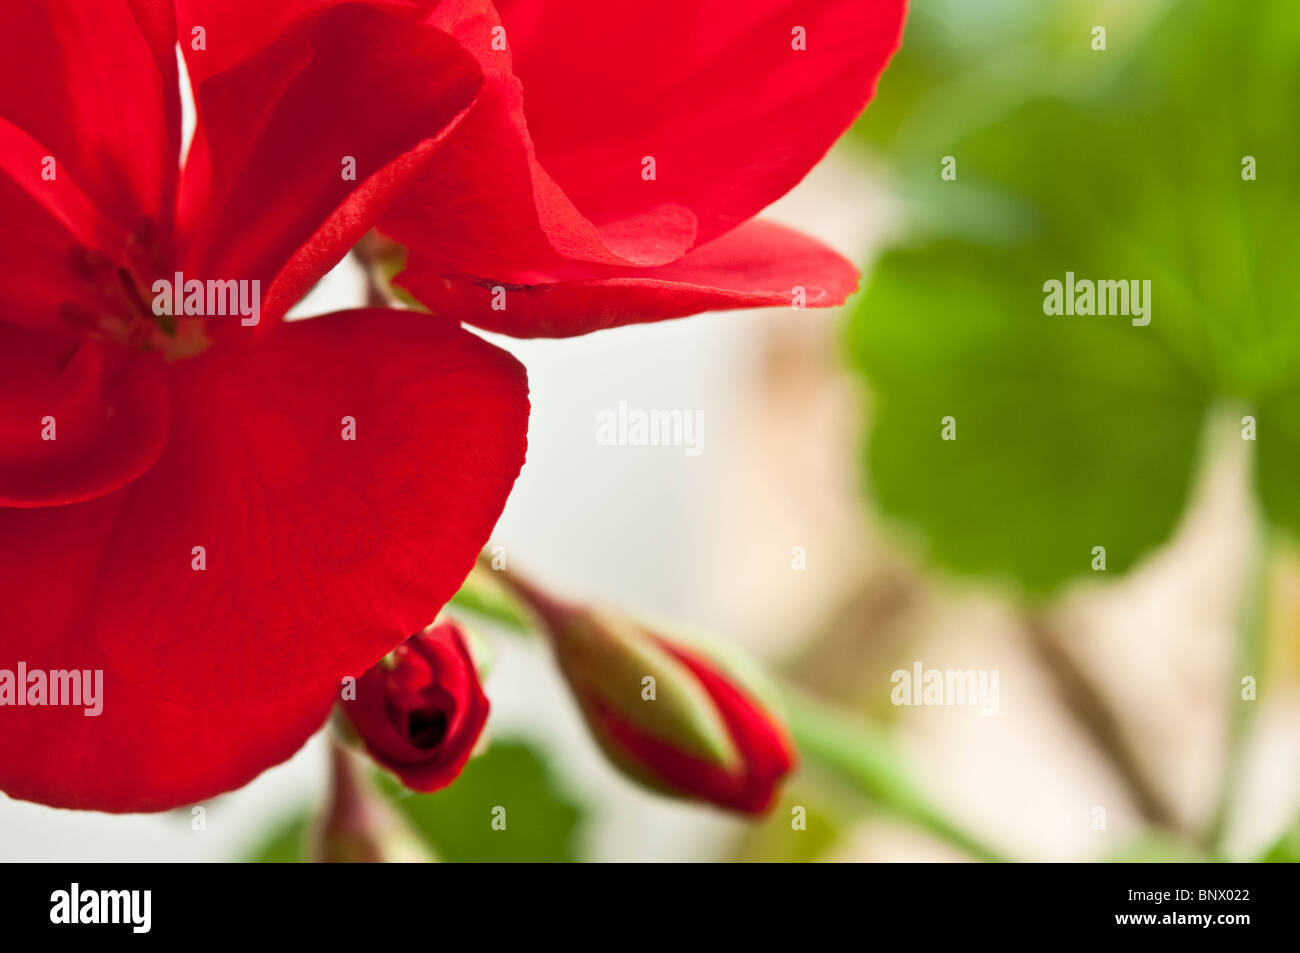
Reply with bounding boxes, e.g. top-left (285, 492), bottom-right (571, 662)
top-left (1, 0), bottom-right (905, 815)
top-left (382, 0), bottom-right (908, 335)
top-left (0, 0), bottom-right (528, 811)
